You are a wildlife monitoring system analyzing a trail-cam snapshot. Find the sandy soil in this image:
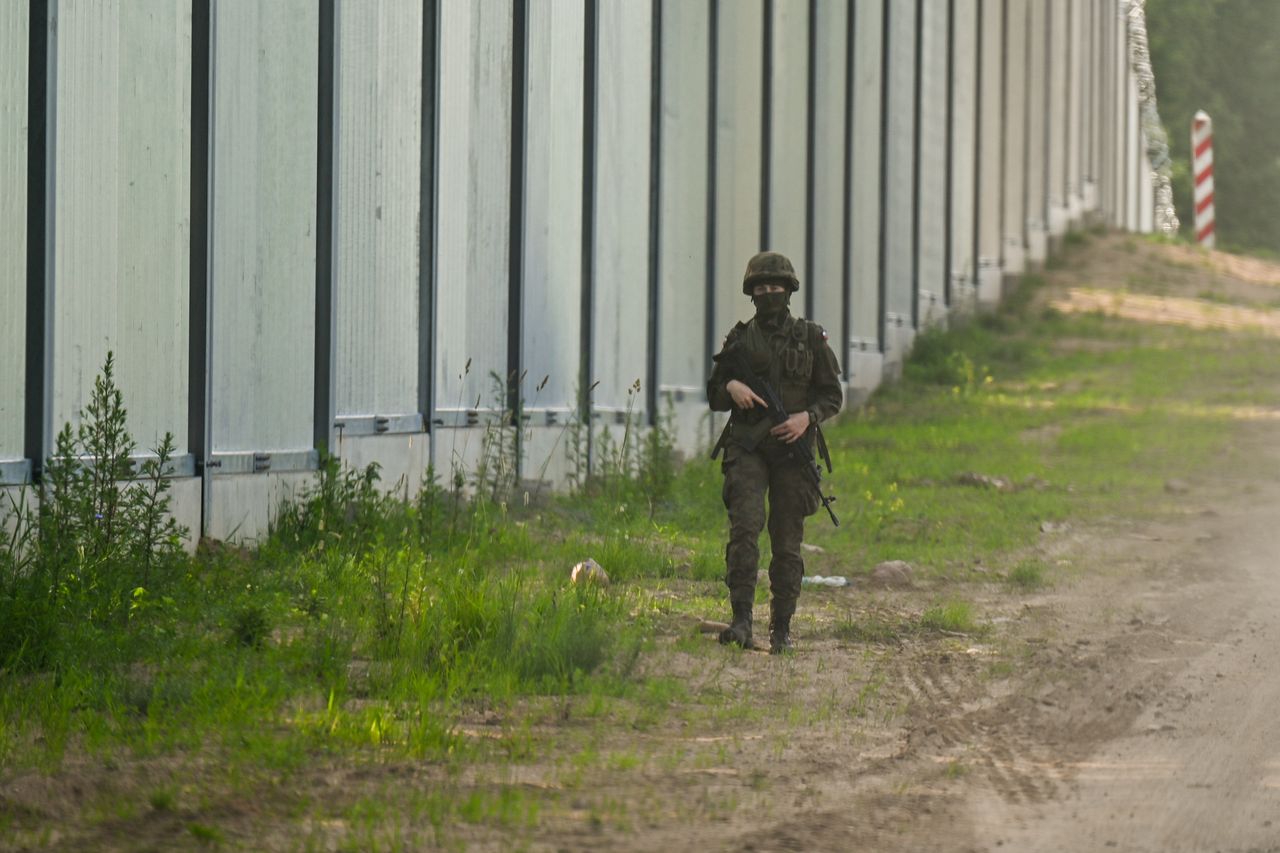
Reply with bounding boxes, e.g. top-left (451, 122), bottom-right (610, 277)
top-left (857, 421), bottom-right (1280, 853)
top-left (963, 448), bottom-right (1280, 853)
